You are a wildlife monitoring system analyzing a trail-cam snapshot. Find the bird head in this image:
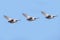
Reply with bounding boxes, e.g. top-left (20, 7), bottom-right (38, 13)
top-left (16, 20), bottom-right (20, 22)
top-left (34, 17), bottom-right (39, 19)
top-left (53, 16), bottom-right (56, 18)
